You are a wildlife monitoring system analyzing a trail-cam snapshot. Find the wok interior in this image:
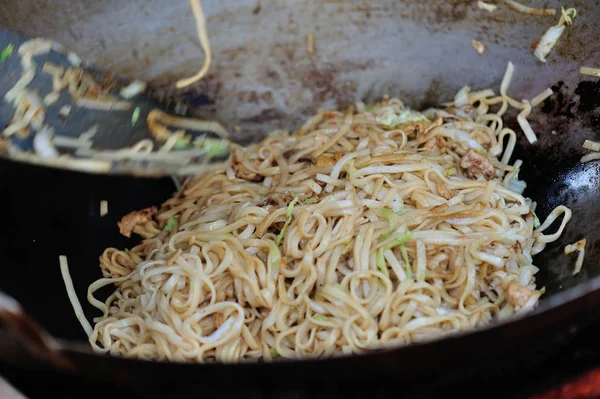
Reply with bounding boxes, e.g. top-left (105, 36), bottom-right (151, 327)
top-left (0, 114), bottom-right (597, 346)
top-left (0, 0), bottom-right (598, 348)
